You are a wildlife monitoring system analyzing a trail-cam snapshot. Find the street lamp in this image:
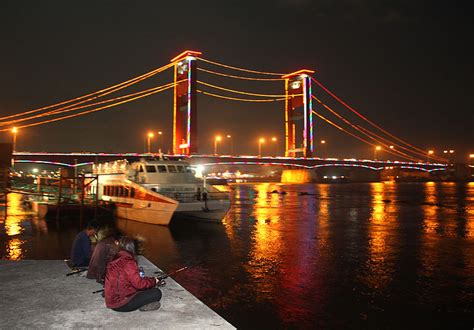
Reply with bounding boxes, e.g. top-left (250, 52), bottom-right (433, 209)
top-left (469, 154), bottom-right (474, 165)
top-left (157, 131), bottom-right (163, 153)
top-left (214, 136), bottom-right (222, 155)
top-left (427, 150), bottom-right (434, 163)
top-left (147, 132), bottom-right (154, 153)
top-left (374, 146), bottom-right (382, 160)
top-left (226, 135), bottom-right (233, 155)
top-left (258, 138), bottom-right (265, 157)
top-left (11, 127), bottom-right (18, 153)
top-left (320, 140), bottom-right (326, 158)
top-left (271, 137), bottom-right (277, 156)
